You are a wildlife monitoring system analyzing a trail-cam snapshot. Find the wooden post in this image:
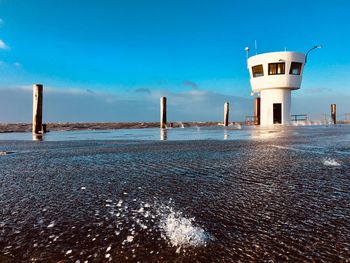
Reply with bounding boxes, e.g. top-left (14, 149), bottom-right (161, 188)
top-left (331, 104), bottom-right (336, 124)
top-left (160, 97), bottom-right (167, 128)
top-left (223, 102), bottom-right (229, 126)
top-left (33, 84), bottom-right (43, 134)
top-left (254, 97), bottom-right (261, 125)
